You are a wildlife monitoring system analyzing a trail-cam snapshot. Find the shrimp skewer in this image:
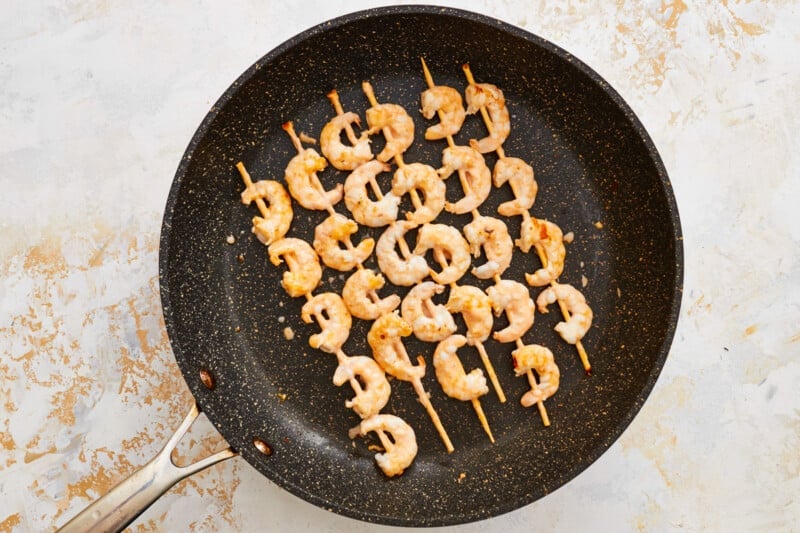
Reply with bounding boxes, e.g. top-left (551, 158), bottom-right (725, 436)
top-left (321, 90), bottom-right (373, 170)
top-left (463, 64), bottom-right (593, 374)
top-left (236, 162), bottom-right (293, 246)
